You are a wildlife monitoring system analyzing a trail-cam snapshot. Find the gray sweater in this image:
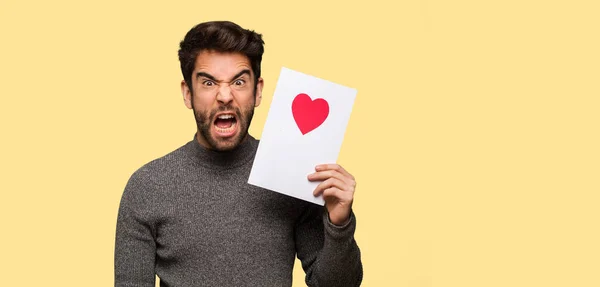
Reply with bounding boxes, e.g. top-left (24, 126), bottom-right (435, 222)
top-left (114, 134), bottom-right (363, 286)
